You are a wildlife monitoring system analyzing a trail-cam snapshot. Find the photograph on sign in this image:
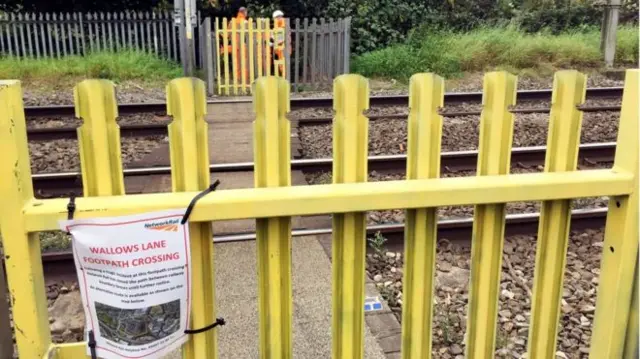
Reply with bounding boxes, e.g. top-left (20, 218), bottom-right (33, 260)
top-left (95, 299), bottom-right (181, 345)
top-left (59, 209), bottom-right (191, 359)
